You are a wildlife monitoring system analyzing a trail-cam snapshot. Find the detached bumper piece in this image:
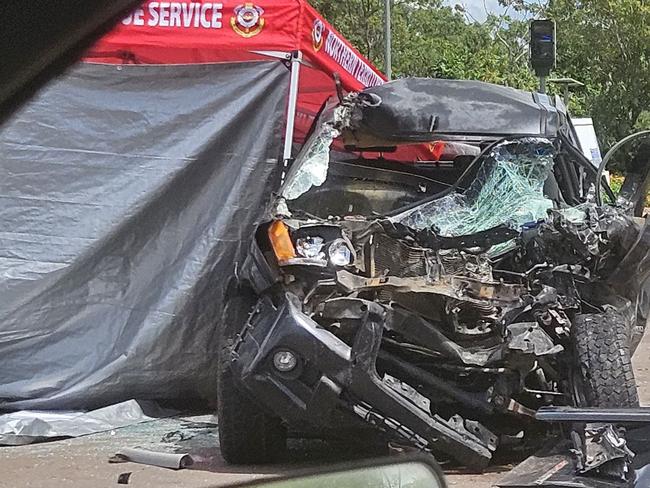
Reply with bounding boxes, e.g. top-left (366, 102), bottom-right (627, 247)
top-left (230, 293), bottom-right (496, 469)
top-left (497, 448), bottom-right (630, 488)
top-left (499, 408), bottom-right (650, 487)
